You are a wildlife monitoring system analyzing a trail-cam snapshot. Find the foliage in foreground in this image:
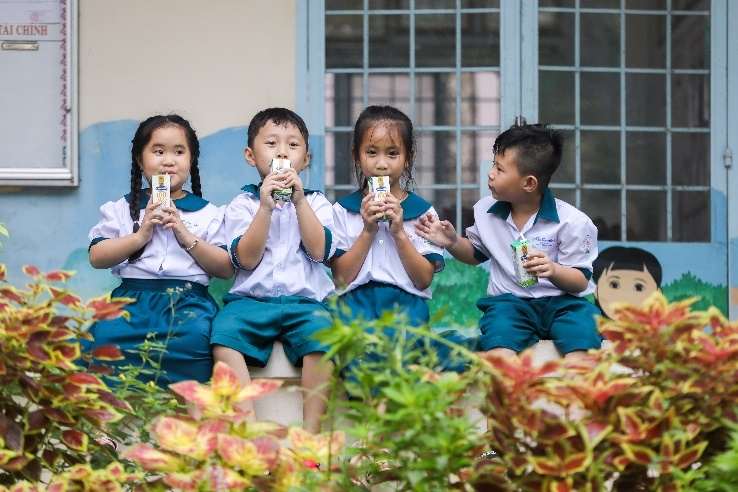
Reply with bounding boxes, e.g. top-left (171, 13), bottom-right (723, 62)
top-left (475, 294), bottom-right (738, 491)
top-left (3, 263), bottom-right (738, 491)
top-left (0, 264), bottom-right (133, 485)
